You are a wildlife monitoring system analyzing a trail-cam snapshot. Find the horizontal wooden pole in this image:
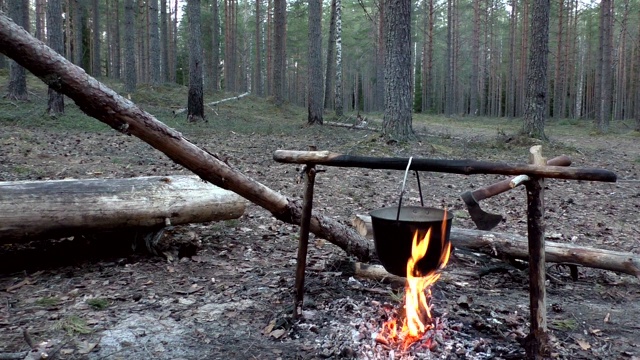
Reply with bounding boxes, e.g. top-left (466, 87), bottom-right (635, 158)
top-left (273, 150), bottom-right (617, 183)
